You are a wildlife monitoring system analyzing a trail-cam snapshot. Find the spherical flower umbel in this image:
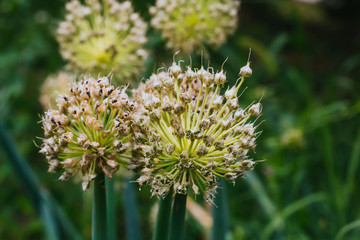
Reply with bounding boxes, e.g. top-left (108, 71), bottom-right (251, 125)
top-left (40, 71), bottom-right (76, 110)
top-left (57, 0), bottom-right (148, 83)
top-left (150, 0), bottom-right (240, 53)
top-left (39, 75), bottom-right (136, 190)
top-left (132, 59), bottom-right (262, 204)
